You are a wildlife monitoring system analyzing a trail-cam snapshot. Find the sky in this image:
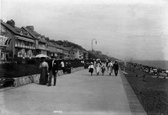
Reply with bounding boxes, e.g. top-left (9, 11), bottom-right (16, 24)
top-left (1, 0), bottom-right (168, 61)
